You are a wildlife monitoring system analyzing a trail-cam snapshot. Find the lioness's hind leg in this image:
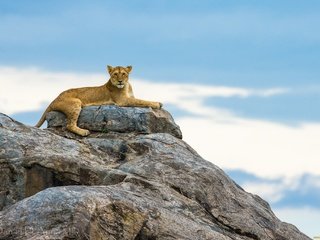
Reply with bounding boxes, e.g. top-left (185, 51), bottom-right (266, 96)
top-left (66, 100), bottom-right (90, 136)
top-left (52, 98), bottom-right (90, 136)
